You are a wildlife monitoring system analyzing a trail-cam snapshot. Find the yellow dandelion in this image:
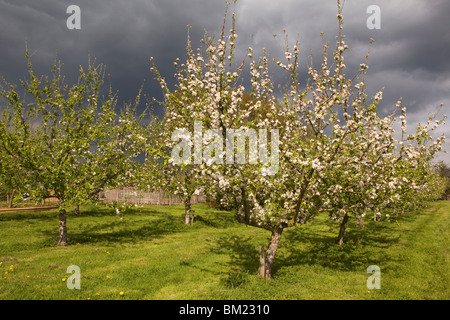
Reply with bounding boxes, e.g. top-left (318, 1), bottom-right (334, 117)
top-left (119, 291), bottom-right (124, 296)
top-left (4, 271), bottom-right (8, 275)
top-left (27, 276), bottom-right (30, 278)
top-left (62, 278), bottom-right (66, 282)
top-left (96, 293), bottom-right (100, 296)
